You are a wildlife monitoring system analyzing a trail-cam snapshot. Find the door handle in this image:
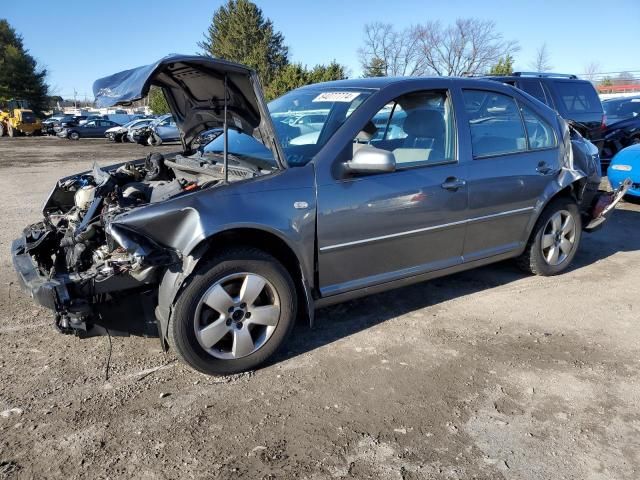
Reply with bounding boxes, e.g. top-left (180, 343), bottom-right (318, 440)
top-left (441, 177), bottom-right (466, 191)
top-left (536, 161), bottom-right (554, 175)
